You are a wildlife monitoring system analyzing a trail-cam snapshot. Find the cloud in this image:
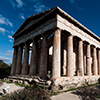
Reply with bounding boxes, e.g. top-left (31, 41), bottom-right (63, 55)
top-left (0, 56), bottom-right (12, 64)
top-left (28, 0), bottom-right (48, 13)
top-left (6, 30), bottom-right (10, 33)
top-left (69, 0), bottom-right (75, 4)
top-left (7, 30), bottom-right (15, 34)
top-left (69, 0), bottom-right (84, 11)
top-left (0, 28), bottom-right (14, 36)
top-left (5, 50), bottom-right (13, 56)
top-left (34, 2), bottom-right (47, 13)
top-left (7, 50), bottom-right (13, 53)
top-left (16, 0), bottom-right (24, 8)
top-left (9, 0), bottom-right (24, 8)
top-left (8, 35), bottom-right (13, 39)
top-left (11, 31), bottom-right (14, 34)
top-left (0, 14), bottom-right (13, 27)
top-left (9, 0), bottom-right (47, 13)
top-left (0, 27), bottom-right (5, 35)
top-left (9, 40), bottom-right (13, 42)
top-left (19, 13), bottom-right (25, 20)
